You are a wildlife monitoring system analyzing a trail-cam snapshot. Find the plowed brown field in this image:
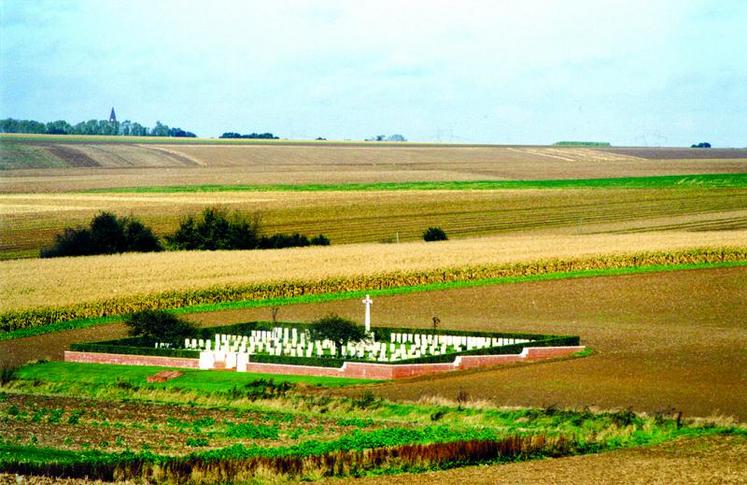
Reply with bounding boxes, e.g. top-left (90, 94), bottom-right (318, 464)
top-left (2, 141), bottom-right (746, 192)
